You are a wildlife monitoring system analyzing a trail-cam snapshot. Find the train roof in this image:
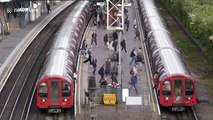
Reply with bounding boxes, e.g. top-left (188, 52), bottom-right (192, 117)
top-left (44, 49), bottom-right (73, 80)
top-left (39, 1), bottom-right (90, 80)
top-left (141, 0), bottom-right (191, 77)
